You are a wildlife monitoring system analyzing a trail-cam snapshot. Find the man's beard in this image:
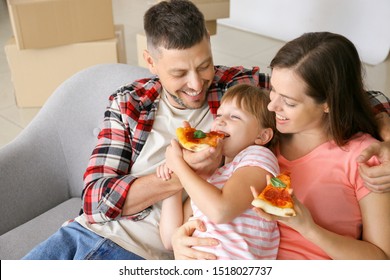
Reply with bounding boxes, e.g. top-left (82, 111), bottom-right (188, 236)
top-left (167, 91), bottom-right (187, 108)
top-left (167, 91), bottom-right (205, 110)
